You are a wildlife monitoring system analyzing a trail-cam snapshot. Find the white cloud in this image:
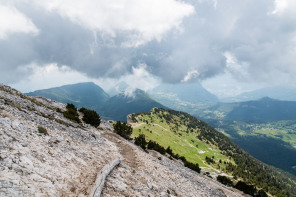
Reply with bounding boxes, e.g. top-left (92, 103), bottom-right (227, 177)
top-left (224, 51), bottom-right (249, 81)
top-left (2, 0), bottom-right (296, 95)
top-left (11, 63), bottom-right (91, 92)
top-left (271, 0), bottom-right (288, 14)
top-left (181, 69), bottom-right (200, 82)
top-left (122, 64), bottom-right (160, 91)
top-left (34, 0), bottom-right (194, 47)
top-left (0, 5), bottom-right (39, 39)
